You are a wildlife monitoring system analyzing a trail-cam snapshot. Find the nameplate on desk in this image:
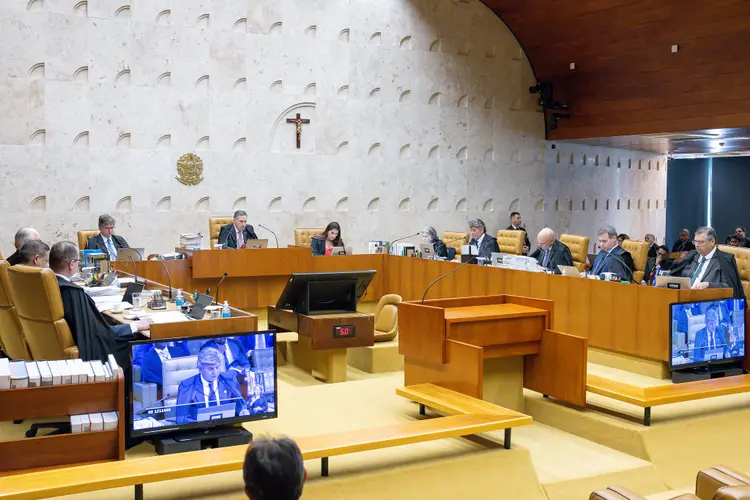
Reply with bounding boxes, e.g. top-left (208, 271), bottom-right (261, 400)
top-left (667, 282), bottom-right (681, 289)
top-left (333, 325), bottom-right (356, 339)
